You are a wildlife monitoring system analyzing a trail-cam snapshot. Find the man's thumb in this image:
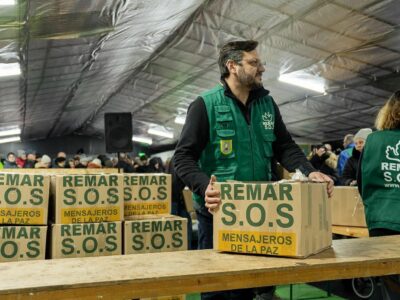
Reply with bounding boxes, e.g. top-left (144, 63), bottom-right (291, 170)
top-left (210, 175), bottom-right (217, 184)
